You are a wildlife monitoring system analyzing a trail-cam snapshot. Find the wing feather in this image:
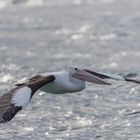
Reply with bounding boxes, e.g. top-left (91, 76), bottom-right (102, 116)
top-left (0, 90), bottom-right (22, 123)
